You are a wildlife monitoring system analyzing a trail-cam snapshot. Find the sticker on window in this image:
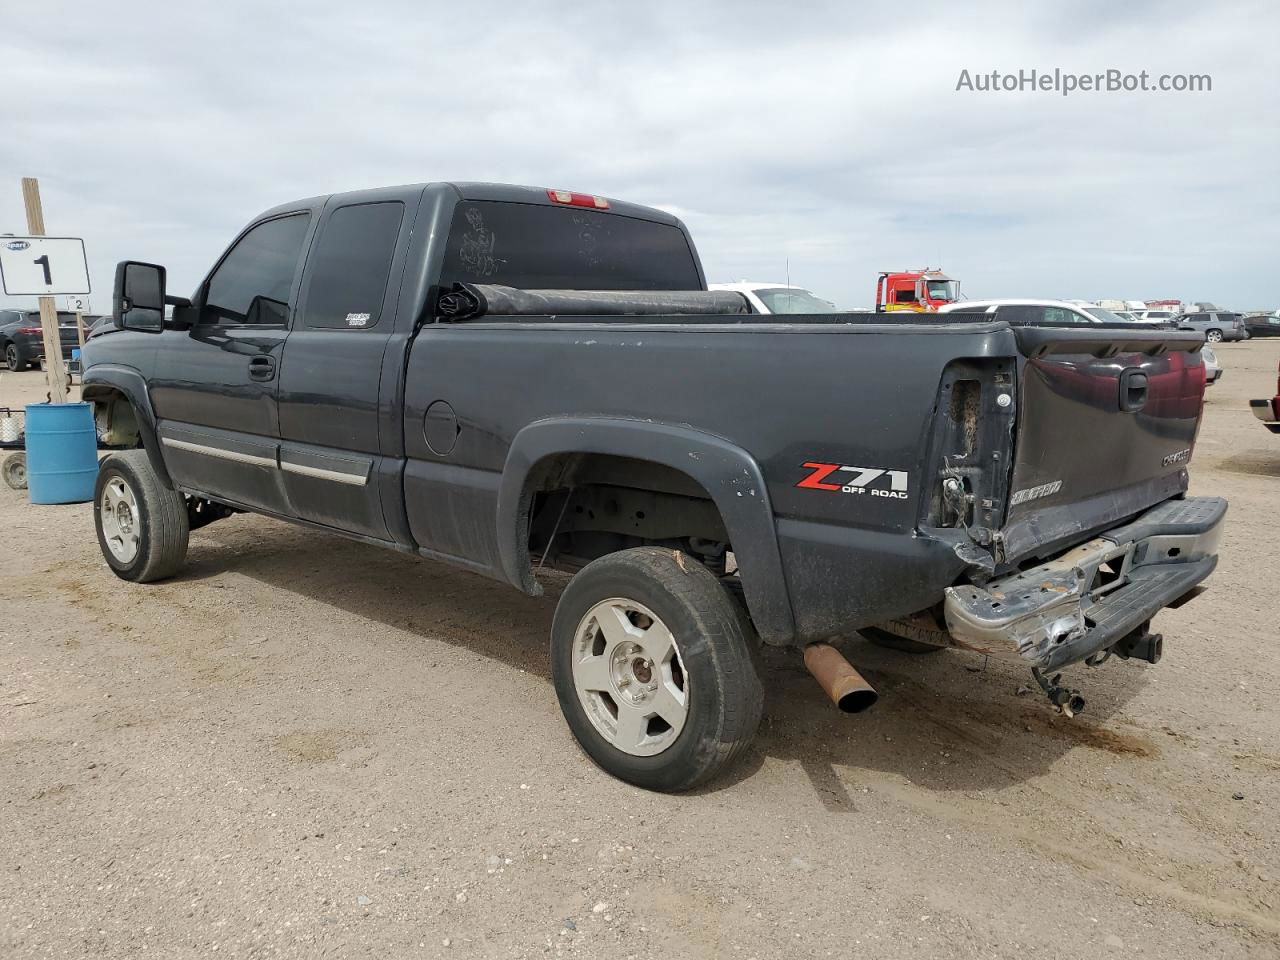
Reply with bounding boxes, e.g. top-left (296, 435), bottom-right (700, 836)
top-left (346, 313), bottom-right (370, 327)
